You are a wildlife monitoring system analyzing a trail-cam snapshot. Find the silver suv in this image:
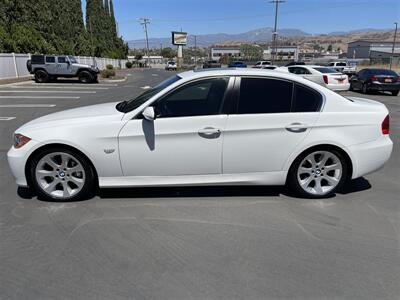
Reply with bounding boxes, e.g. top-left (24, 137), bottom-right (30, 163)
top-left (27, 55), bottom-right (100, 83)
